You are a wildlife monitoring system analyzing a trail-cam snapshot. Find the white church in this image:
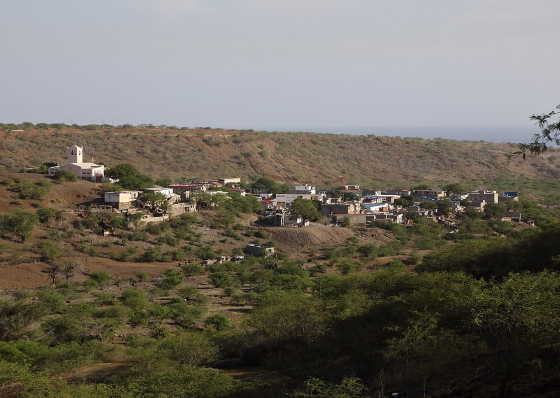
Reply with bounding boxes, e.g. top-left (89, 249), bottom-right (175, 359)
top-left (48, 145), bottom-right (105, 182)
